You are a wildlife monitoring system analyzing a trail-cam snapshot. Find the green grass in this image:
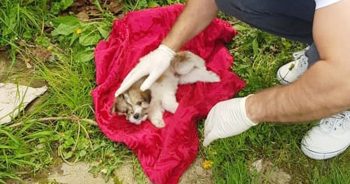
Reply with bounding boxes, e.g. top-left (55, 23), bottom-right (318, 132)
top-left (0, 0), bottom-right (349, 184)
